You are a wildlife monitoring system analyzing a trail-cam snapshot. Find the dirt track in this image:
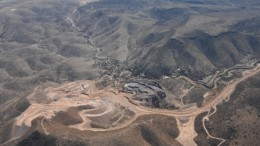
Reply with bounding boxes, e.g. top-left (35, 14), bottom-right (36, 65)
top-left (3, 64), bottom-right (260, 146)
